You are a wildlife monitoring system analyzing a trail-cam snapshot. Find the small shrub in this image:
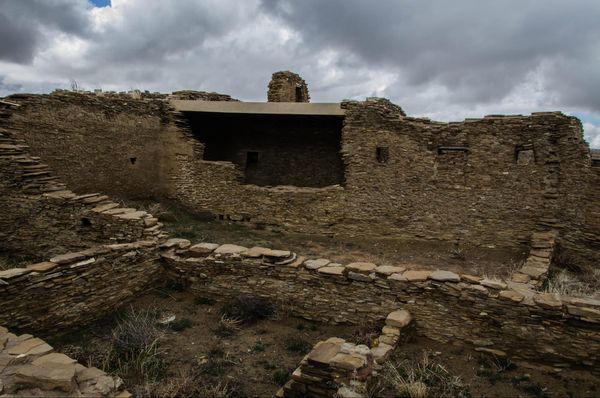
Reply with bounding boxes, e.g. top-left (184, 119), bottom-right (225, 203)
top-left (170, 318), bottom-right (193, 332)
top-left (196, 352), bottom-right (235, 377)
top-left (284, 337), bottom-right (312, 354)
top-left (273, 369), bottom-right (290, 386)
top-left (353, 320), bottom-right (385, 347)
top-left (213, 315), bottom-right (242, 338)
top-left (249, 340), bottom-right (265, 353)
top-left (195, 296), bottom-right (215, 305)
top-left (220, 295), bottom-right (273, 323)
